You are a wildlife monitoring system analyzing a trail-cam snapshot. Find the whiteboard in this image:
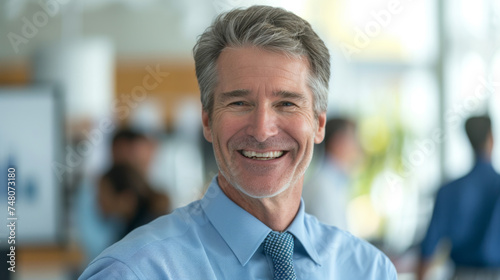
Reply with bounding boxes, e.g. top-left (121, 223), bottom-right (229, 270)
top-left (0, 85), bottom-right (64, 246)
